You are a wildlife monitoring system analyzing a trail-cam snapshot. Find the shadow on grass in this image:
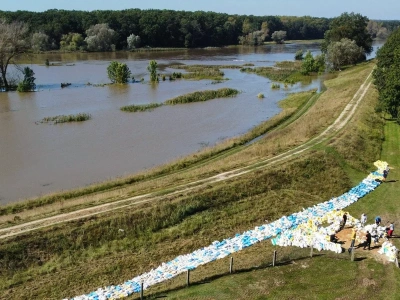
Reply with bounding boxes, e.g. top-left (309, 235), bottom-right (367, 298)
top-left (354, 256), bottom-right (368, 261)
top-left (147, 254), bottom-right (326, 299)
